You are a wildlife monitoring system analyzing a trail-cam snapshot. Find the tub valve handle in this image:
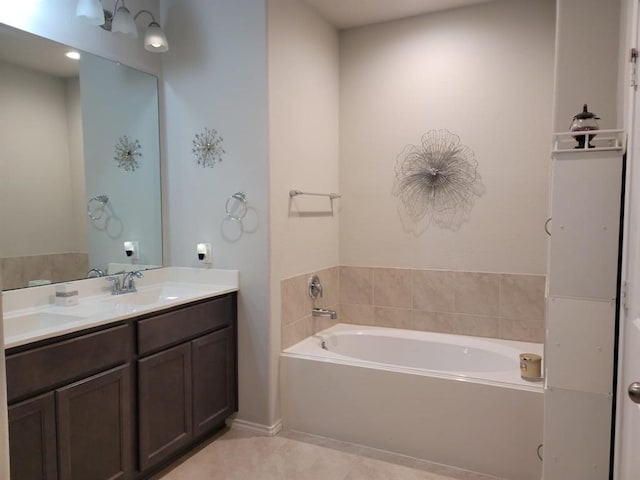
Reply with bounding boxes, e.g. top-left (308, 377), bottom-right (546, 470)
top-left (308, 275), bottom-right (323, 299)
